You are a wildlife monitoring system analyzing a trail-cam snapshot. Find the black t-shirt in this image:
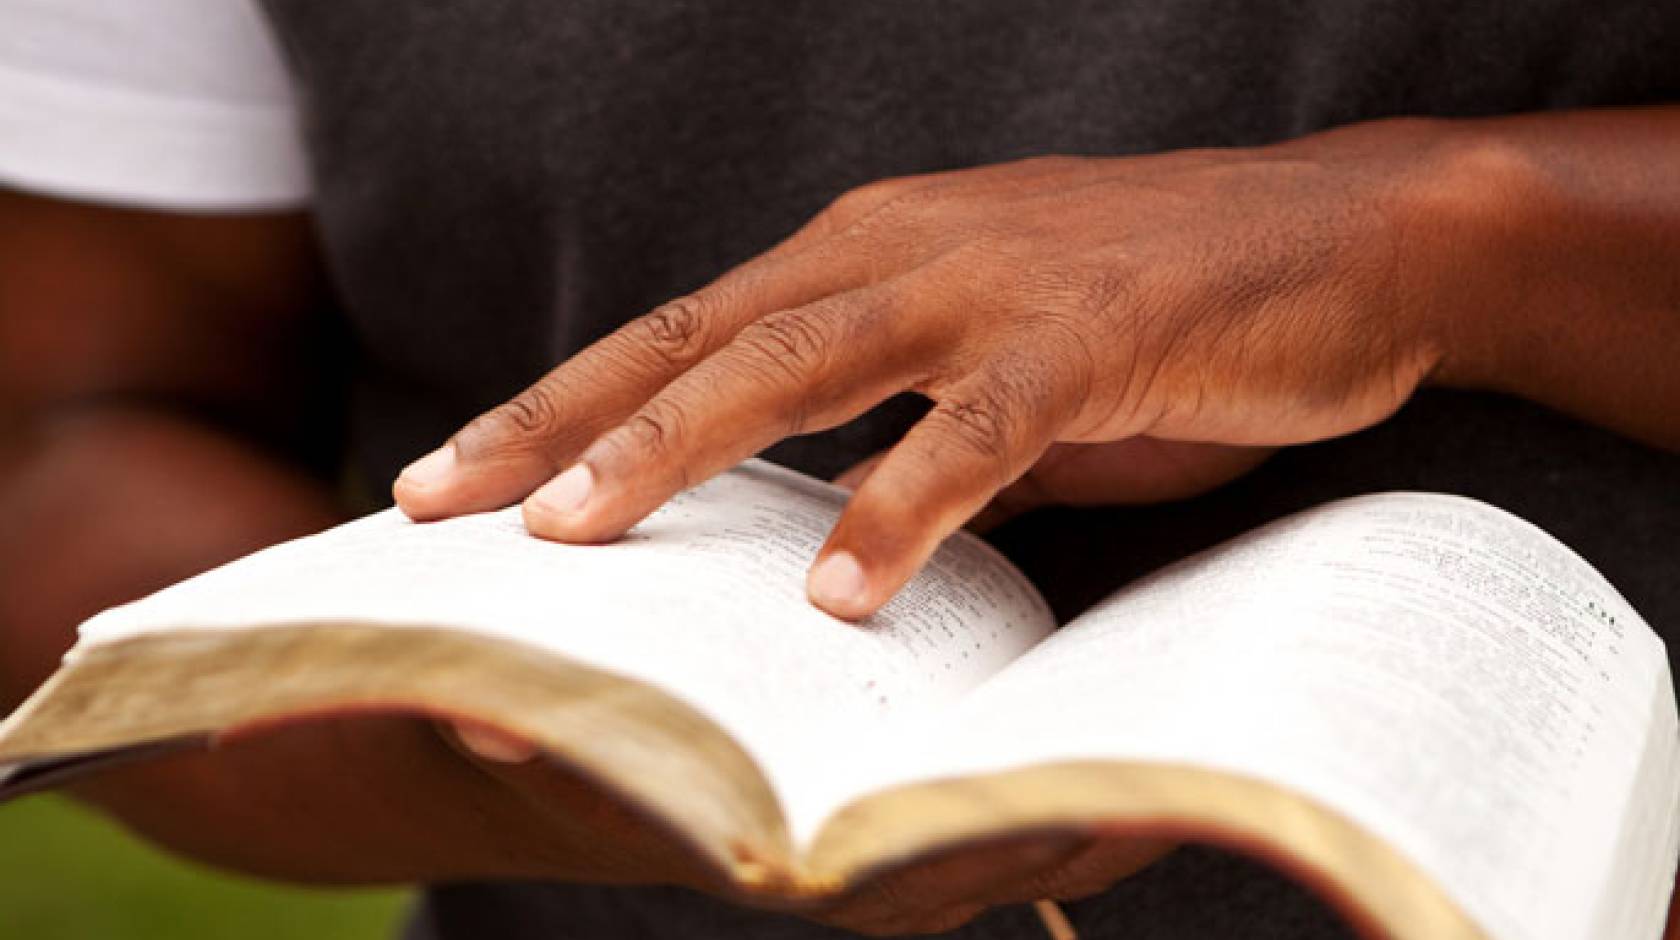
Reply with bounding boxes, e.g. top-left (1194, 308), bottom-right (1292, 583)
top-left (256, 2), bottom-right (1680, 936)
